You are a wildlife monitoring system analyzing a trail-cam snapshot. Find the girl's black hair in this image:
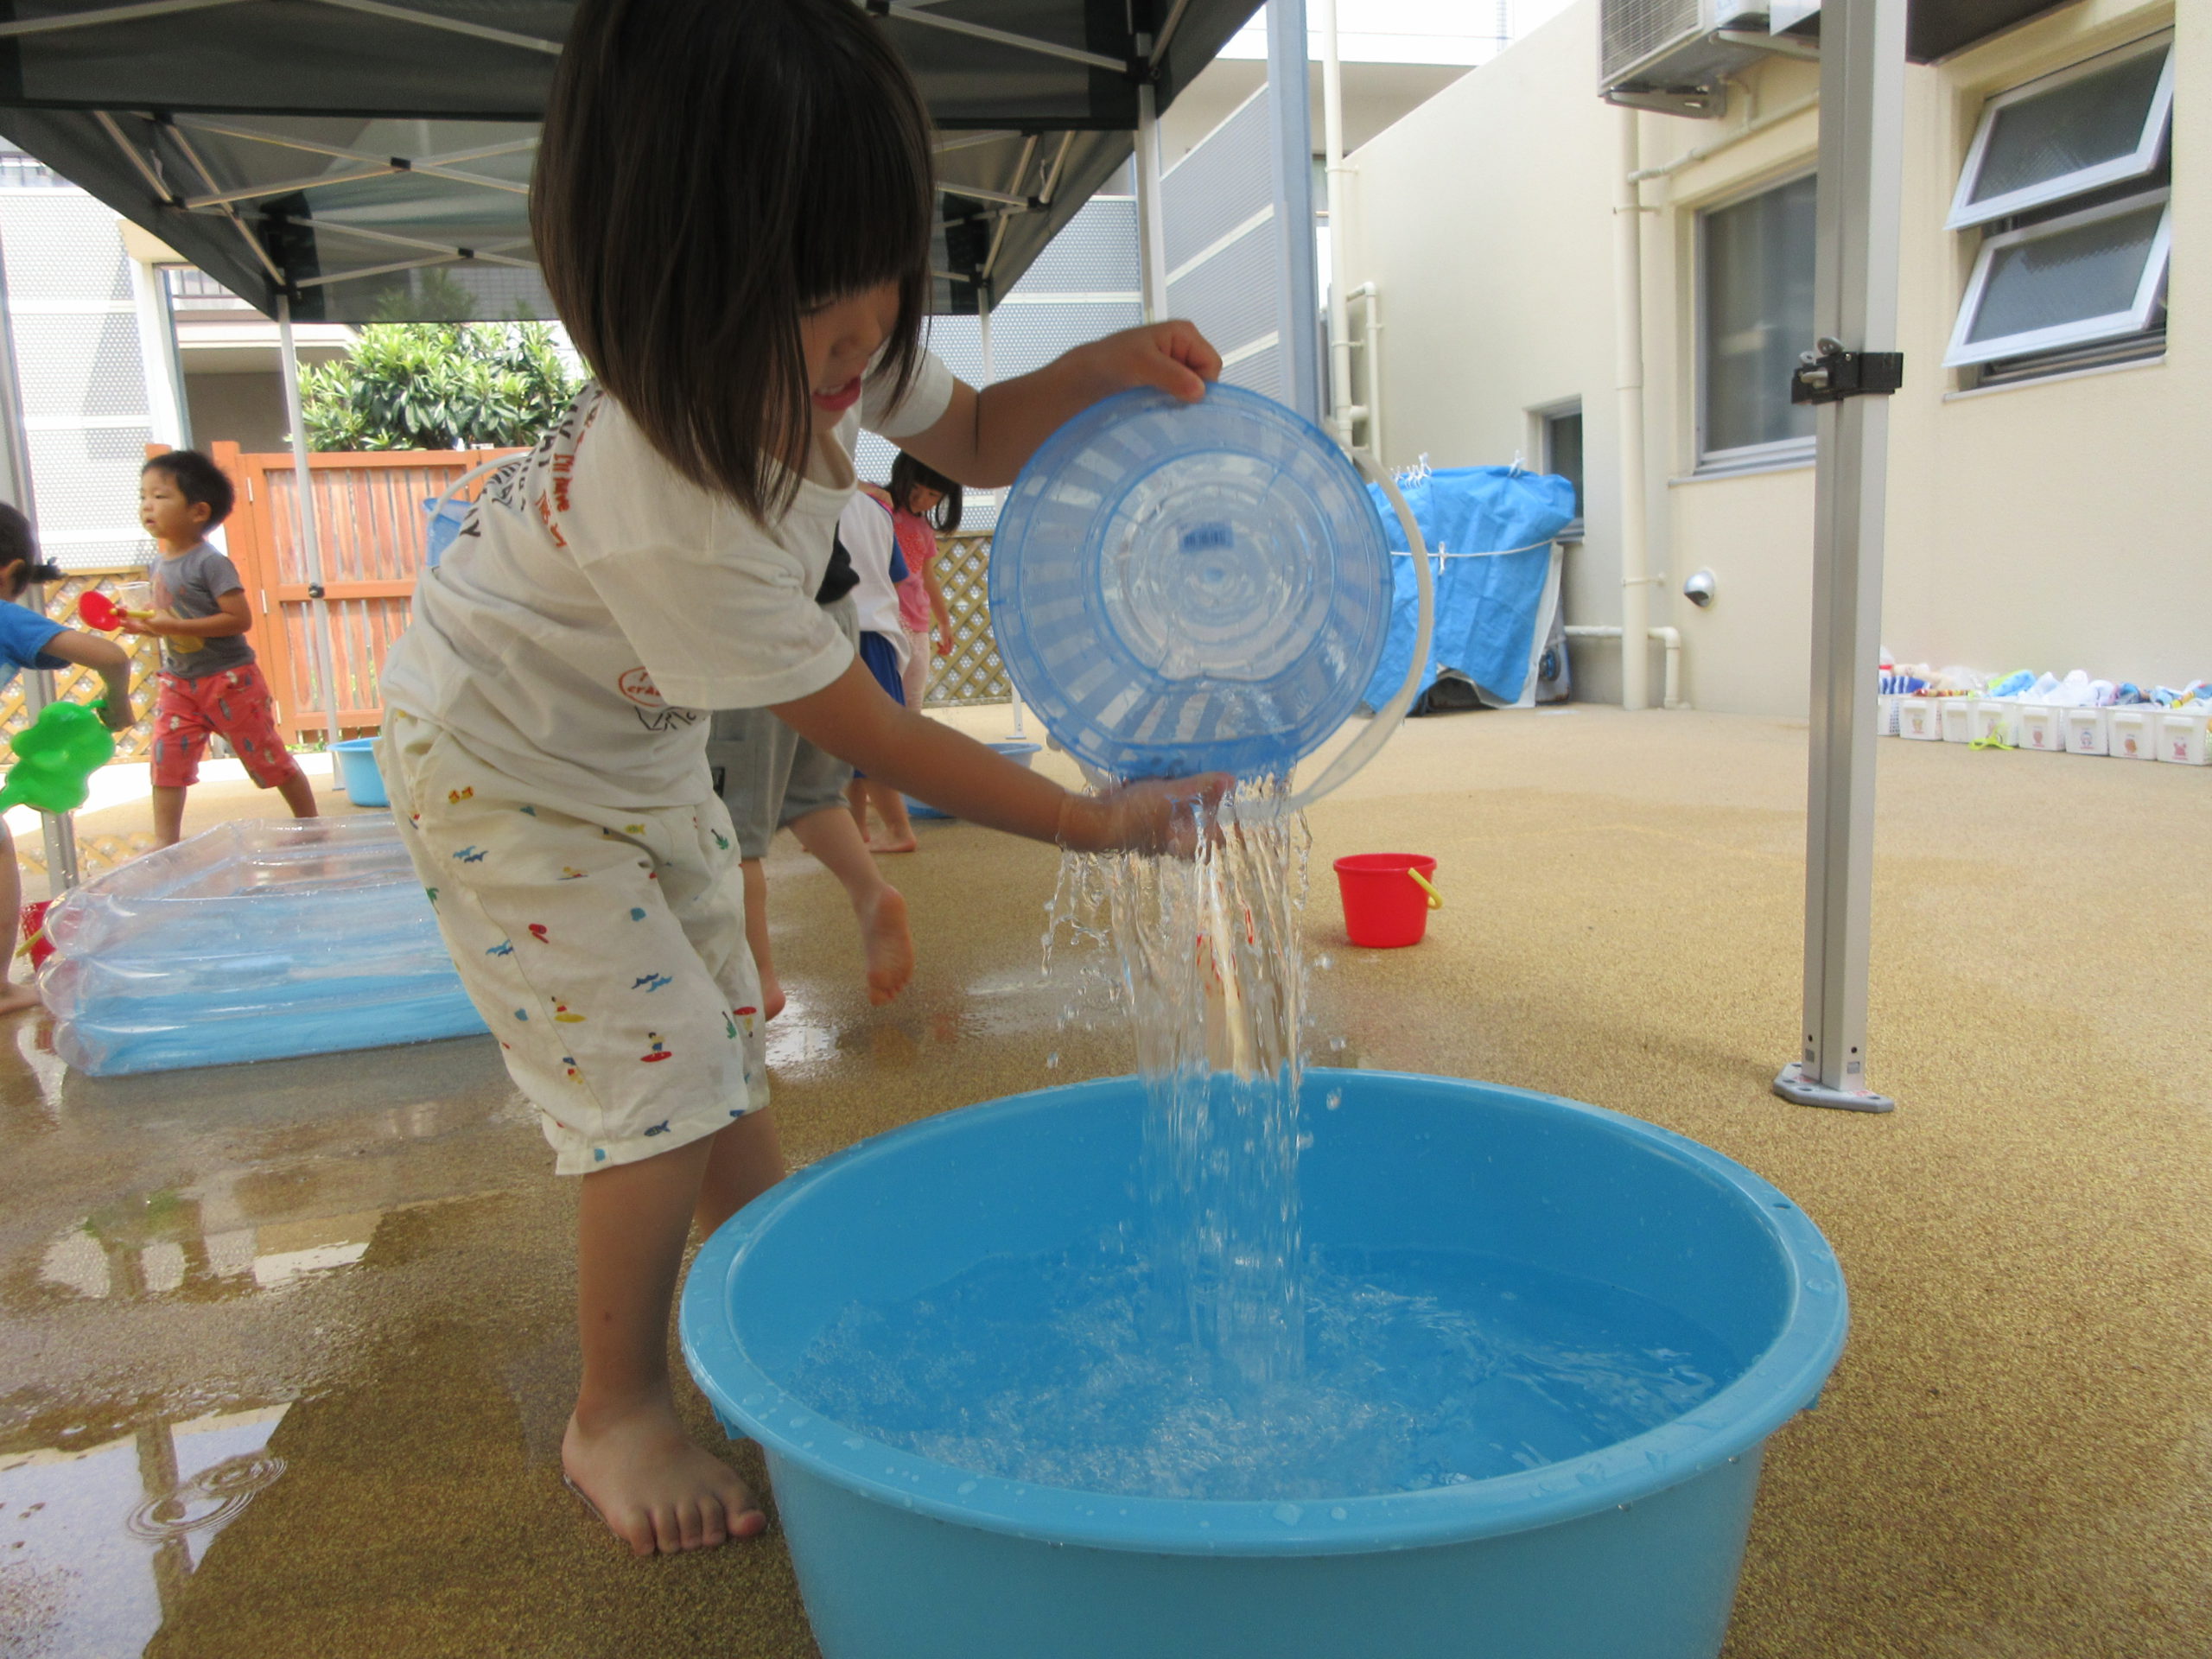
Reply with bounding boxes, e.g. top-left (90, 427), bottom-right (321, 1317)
top-left (141, 449), bottom-right (236, 527)
top-left (534, 0), bottom-right (938, 525)
top-left (887, 450), bottom-right (963, 535)
top-left (0, 504), bottom-right (63, 587)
